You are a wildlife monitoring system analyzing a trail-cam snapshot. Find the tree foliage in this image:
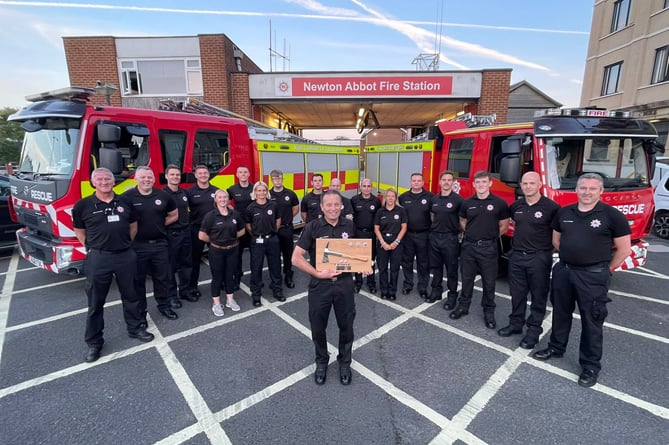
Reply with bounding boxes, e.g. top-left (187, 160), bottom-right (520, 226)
top-left (0, 107), bottom-right (23, 165)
